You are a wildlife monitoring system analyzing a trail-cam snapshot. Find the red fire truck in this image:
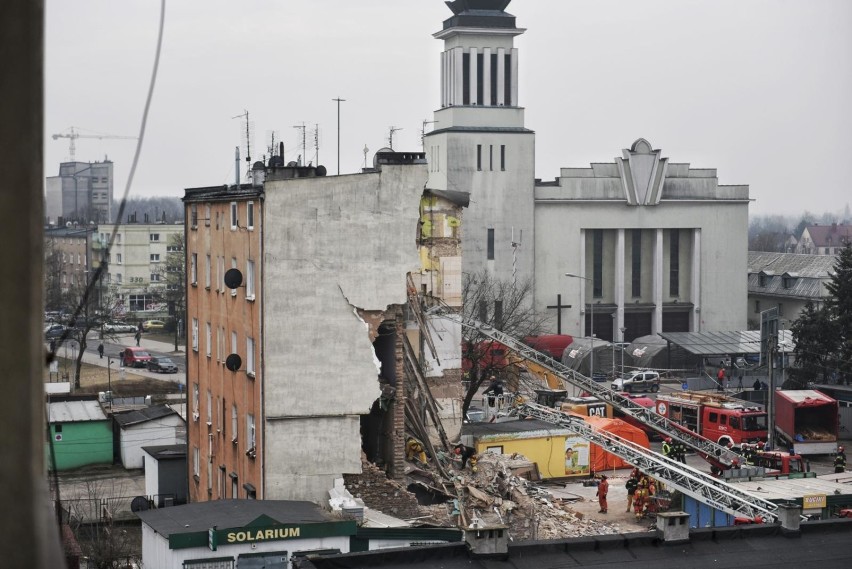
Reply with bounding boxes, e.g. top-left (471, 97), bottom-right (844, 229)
top-left (655, 391), bottom-right (767, 447)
